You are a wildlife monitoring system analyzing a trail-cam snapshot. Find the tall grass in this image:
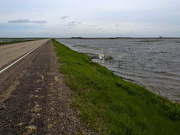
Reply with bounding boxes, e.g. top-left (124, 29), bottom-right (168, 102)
top-left (52, 39), bottom-right (180, 135)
